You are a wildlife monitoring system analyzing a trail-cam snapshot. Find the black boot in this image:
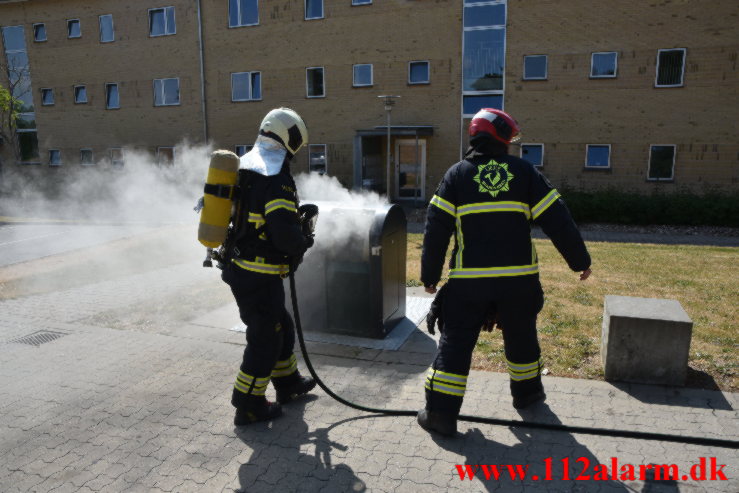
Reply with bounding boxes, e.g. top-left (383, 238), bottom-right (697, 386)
top-left (275, 374), bottom-right (317, 404)
top-left (234, 396), bottom-right (282, 426)
top-left (512, 390), bottom-right (546, 409)
top-left (417, 409), bottom-right (457, 437)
